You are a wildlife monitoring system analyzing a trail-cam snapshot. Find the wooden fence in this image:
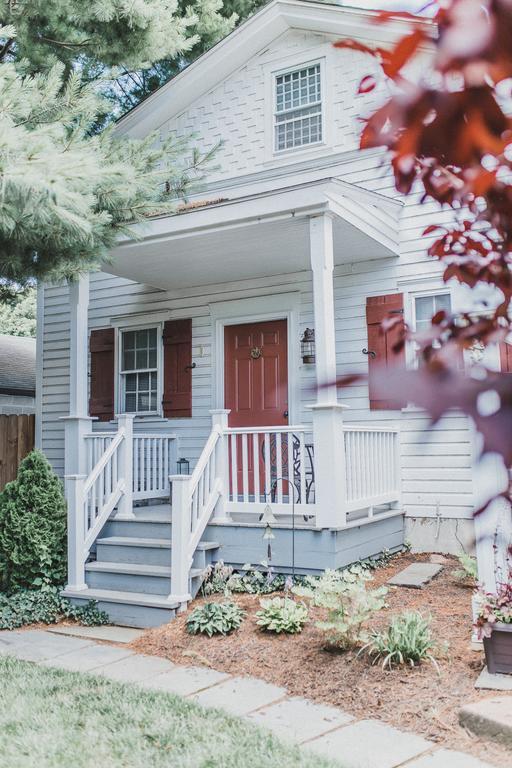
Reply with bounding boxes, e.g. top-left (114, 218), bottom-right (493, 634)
top-left (0, 414), bottom-right (35, 491)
